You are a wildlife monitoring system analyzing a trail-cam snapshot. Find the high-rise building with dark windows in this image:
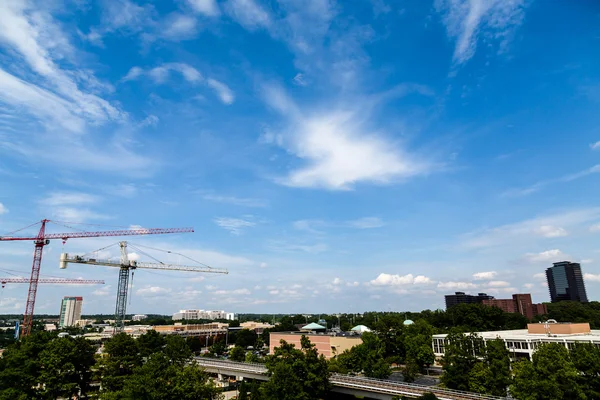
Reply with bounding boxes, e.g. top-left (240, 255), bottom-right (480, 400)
top-left (546, 261), bottom-right (588, 303)
top-left (445, 292), bottom-right (495, 309)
